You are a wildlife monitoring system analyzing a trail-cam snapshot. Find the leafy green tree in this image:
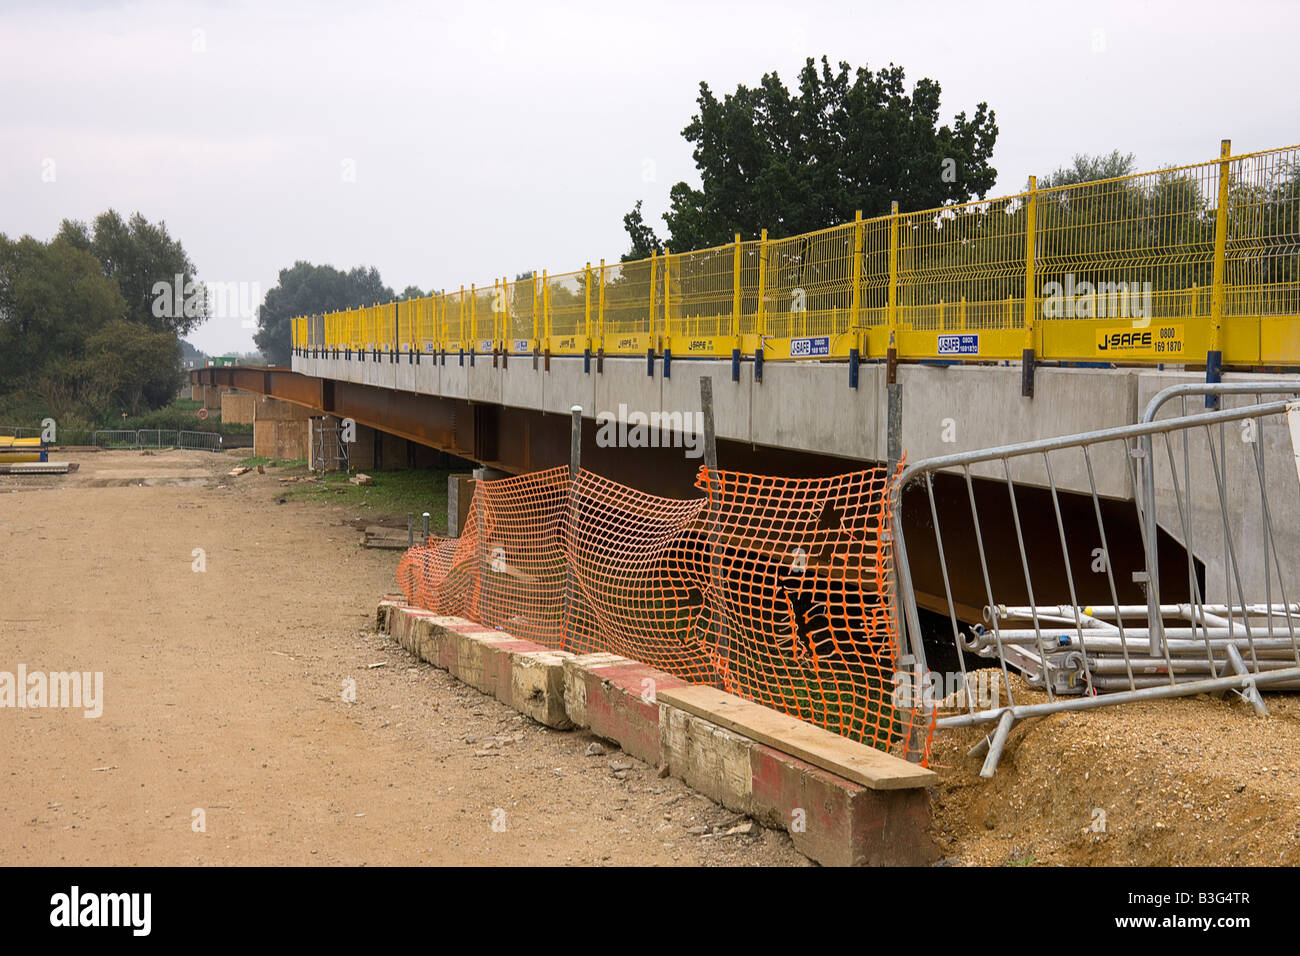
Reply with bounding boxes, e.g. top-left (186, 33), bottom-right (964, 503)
top-left (1039, 151), bottom-right (1136, 188)
top-left (399, 285), bottom-right (426, 300)
top-left (79, 320), bottom-right (183, 415)
top-left (627, 56), bottom-right (999, 255)
top-left (56, 210), bottom-right (204, 335)
top-left (253, 262), bottom-right (394, 364)
top-left (0, 233), bottom-right (126, 394)
top-left (621, 201), bottom-right (665, 262)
